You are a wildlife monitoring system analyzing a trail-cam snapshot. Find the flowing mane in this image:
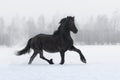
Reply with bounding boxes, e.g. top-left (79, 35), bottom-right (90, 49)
top-left (53, 18), bottom-right (67, 35)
